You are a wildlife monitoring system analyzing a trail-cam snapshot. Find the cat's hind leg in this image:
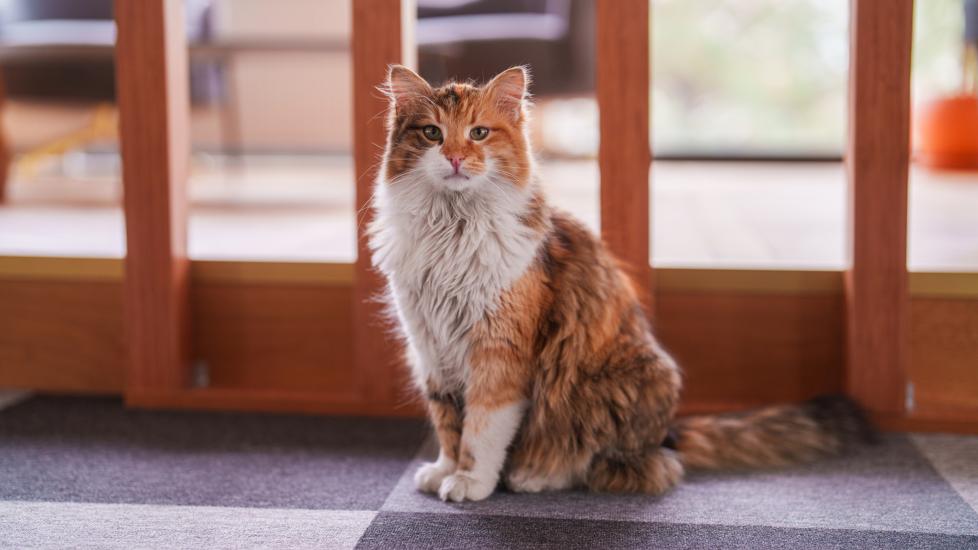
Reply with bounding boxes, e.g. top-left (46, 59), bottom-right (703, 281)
top-left (504, 440), bottom-right (592, 493)
top-left (505, 464), bottom-right (578, 493)
top-left (586, 447), bottom-right (684, 495)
